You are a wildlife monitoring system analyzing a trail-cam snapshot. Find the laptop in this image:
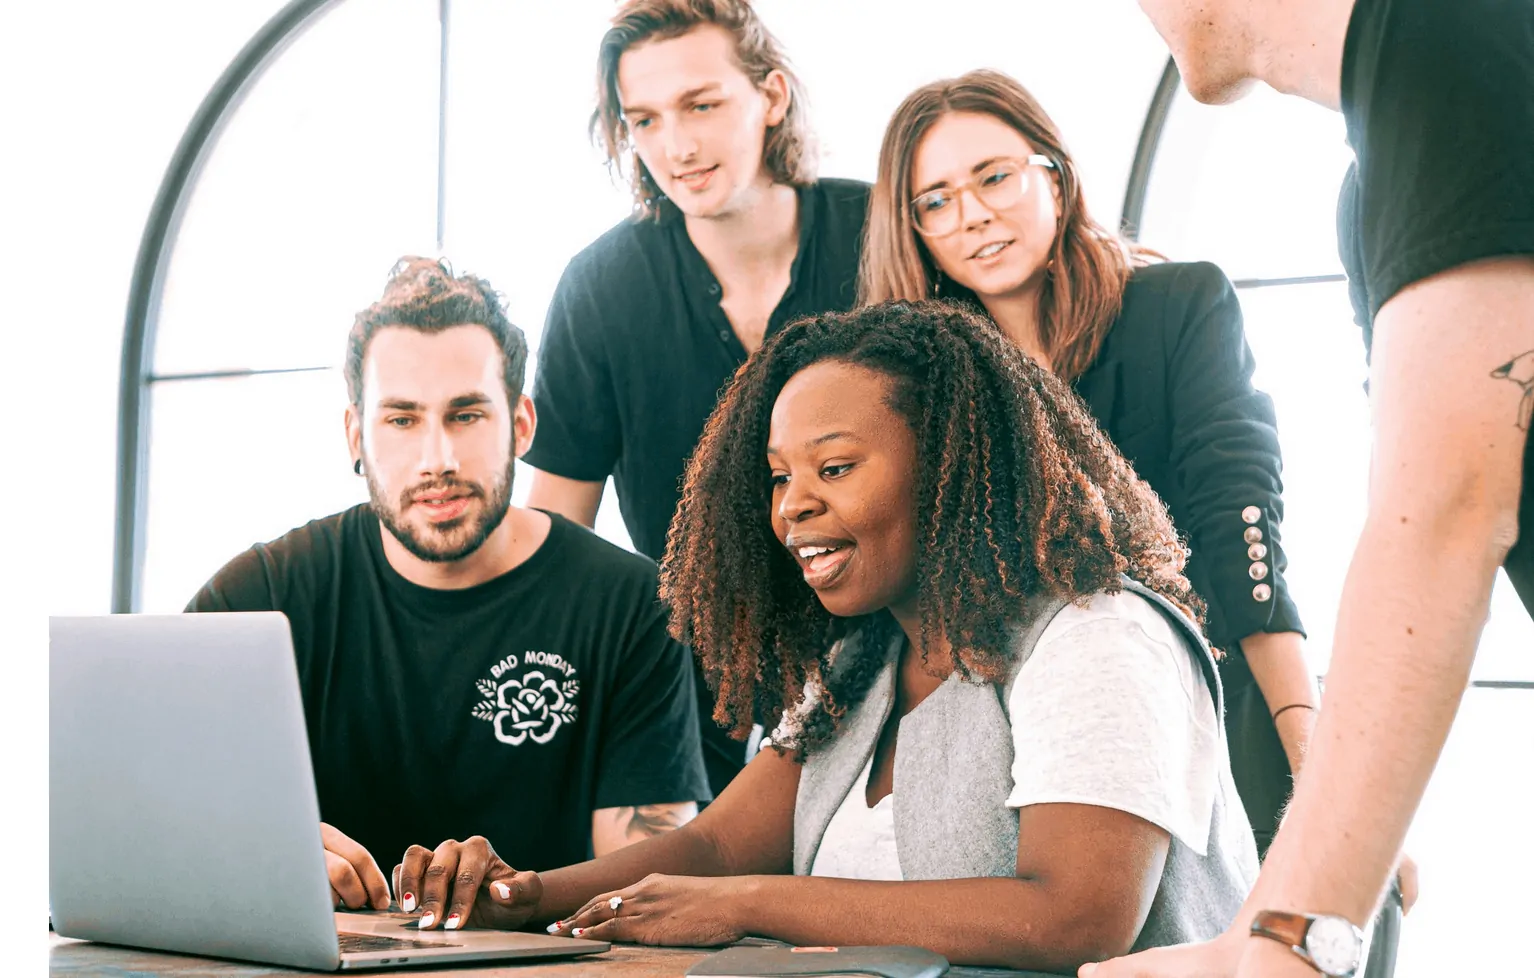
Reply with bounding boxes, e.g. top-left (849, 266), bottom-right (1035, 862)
top-left (49, 611), bottom-right (610, 971)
